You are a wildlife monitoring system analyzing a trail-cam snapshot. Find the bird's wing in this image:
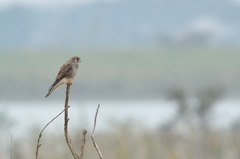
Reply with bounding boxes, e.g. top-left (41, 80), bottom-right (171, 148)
top-left (48, 62), bottom-right (73, 91)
